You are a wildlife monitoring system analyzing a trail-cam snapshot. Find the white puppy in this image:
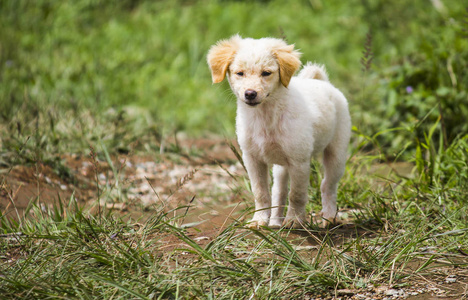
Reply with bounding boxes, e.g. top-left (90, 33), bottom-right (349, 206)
top-left (207, 35), bottom-right (351, 228)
